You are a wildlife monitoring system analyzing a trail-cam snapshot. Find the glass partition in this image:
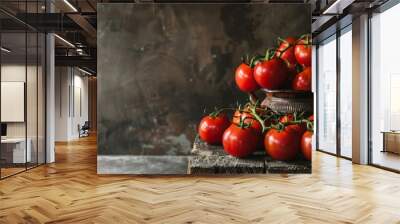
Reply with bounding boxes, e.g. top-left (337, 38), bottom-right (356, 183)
top-left (38, 32), bottom-right (45, 165)
top-left (339, 26), bottom-right (352, 158)
top-left (0, 2), bottom-right (46, 179)
top-left (27, 31), bottom-right (38, 169)
top-left (0, 31), bottom-right (28, 177)
top-left (370, 4), bottom-right (400, 171)
top-left (317, 35), bottom-right (337, 154)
